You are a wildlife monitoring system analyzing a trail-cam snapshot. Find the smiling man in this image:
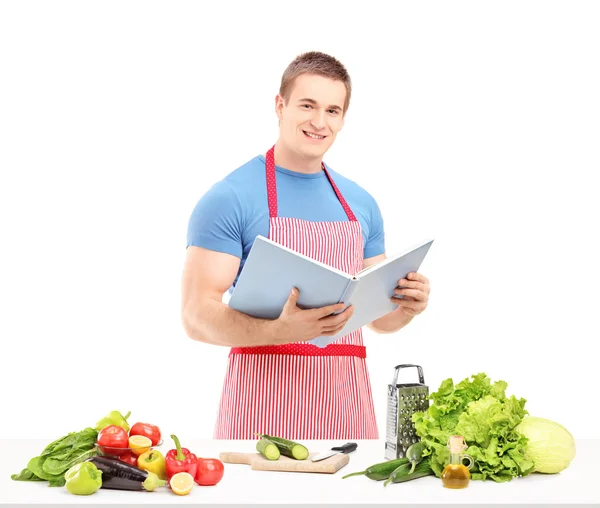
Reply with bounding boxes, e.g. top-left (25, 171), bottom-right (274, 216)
top-left (182, 51), bottom-right (431, 440)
